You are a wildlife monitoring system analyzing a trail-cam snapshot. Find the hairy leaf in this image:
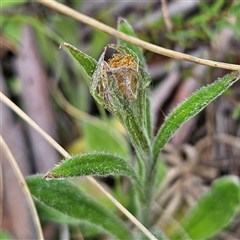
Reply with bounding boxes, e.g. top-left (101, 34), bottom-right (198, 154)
top-left (1, 0), bottom-right (27, 9)
top-left (60, 42), bottom-right (97, 78)
top-left (44, 153), bottom-right (139, 184)
top-left (153, 71), bottom-right (240, 161)
top-left (27, 175), bottom-right (133, 239)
